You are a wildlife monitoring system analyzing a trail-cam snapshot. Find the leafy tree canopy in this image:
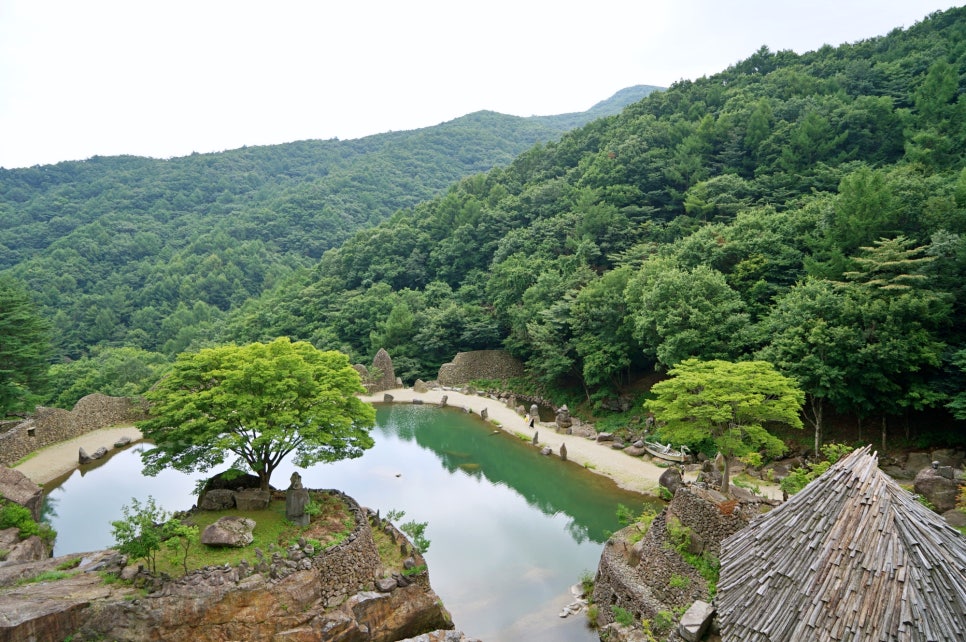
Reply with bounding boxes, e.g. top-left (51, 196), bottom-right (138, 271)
top-left (645, 359), bottom-right (804, 494)
top-left (138, 337), bottom-right (375, 491)
top-left (0, 275), bottom-right (51, 416)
